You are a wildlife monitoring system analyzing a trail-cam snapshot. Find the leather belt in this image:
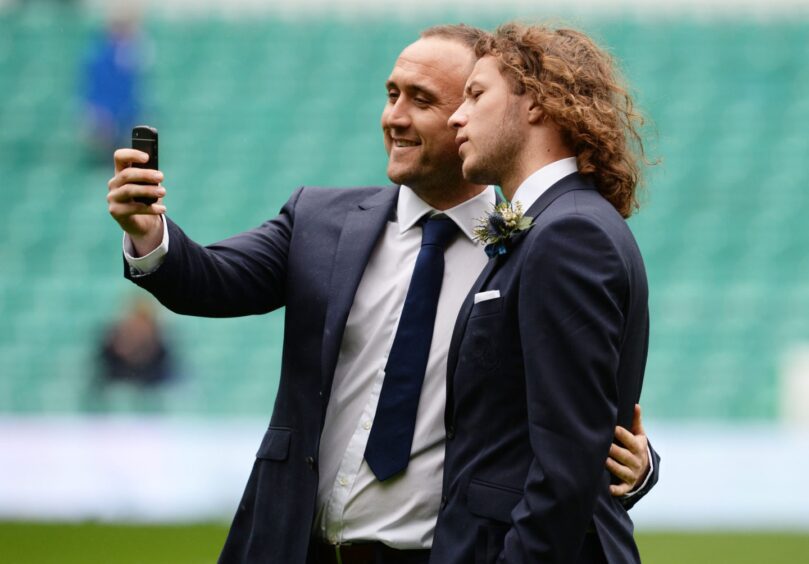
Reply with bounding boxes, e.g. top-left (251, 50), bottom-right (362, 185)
top-left (314, 542), bottom-right (430, 564)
